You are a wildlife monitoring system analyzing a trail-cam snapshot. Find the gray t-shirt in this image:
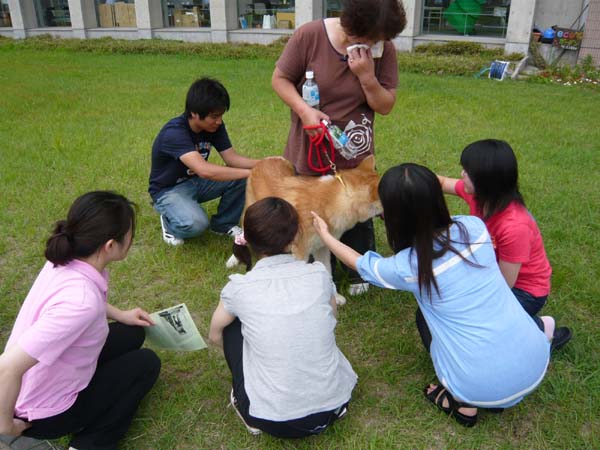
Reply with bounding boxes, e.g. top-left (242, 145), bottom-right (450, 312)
top-left (221, 254), bottom-right (357, 421)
